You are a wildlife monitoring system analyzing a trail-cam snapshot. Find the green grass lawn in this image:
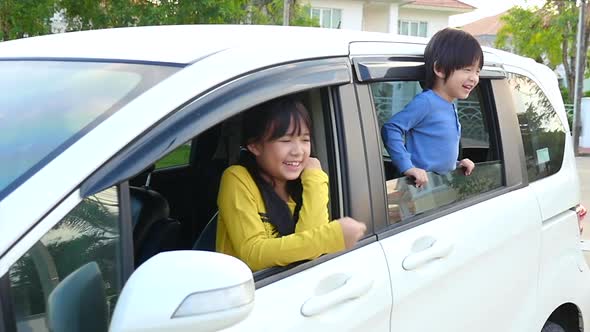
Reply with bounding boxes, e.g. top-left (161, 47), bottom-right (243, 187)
top-left (155, 145), bottom-right (191, 169)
